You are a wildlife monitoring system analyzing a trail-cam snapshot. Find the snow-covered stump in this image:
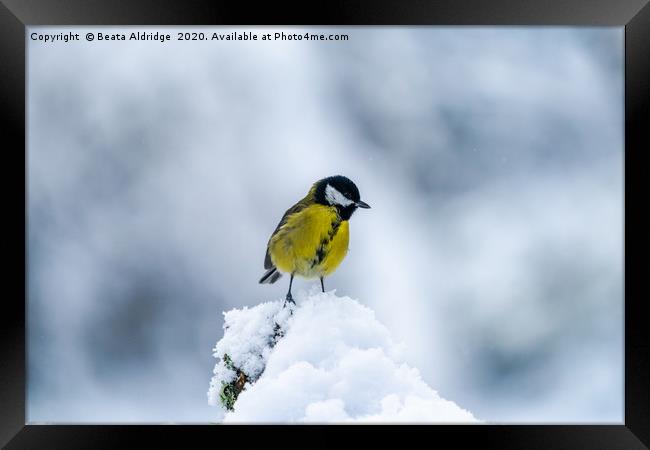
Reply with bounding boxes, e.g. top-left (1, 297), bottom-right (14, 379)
top-left (208, 288), bottom-right (479, 423)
